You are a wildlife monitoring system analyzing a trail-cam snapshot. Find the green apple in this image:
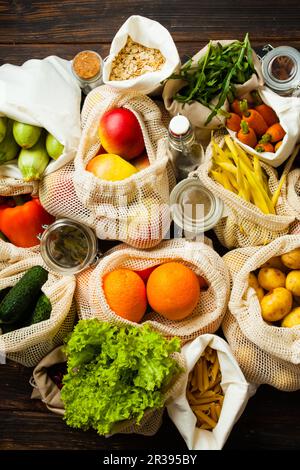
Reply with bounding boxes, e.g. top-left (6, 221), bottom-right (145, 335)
top-left (13, 121), bottom-right (42, 148)
top-left (46, 133), bottom-right (64, 160)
